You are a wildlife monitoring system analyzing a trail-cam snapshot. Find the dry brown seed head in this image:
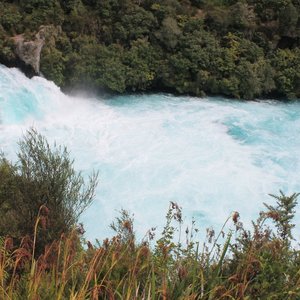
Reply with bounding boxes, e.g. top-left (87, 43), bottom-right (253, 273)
top-left (87, 241), bottom-right (93, 250)
top-left (20, 235), bottom-right (32, 250)
top-left (40, 216), bottom-right (47, 230)
top-left (4, 237), bottom-right (14, 251)
top-left (103, 238), bottom-right (109, 249)
top-left (40, 205), bottom-right (49, 216)
top-left (140, 245), bottom-right (150, 258)
top-left (232, 211), bottom-right (240, 224)
top-left (266, 211), bottom-right (280, 221)
top-left (178, 265), bottom-right (188, 280)
top-left (123, 220), bottom-right (132, 232)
